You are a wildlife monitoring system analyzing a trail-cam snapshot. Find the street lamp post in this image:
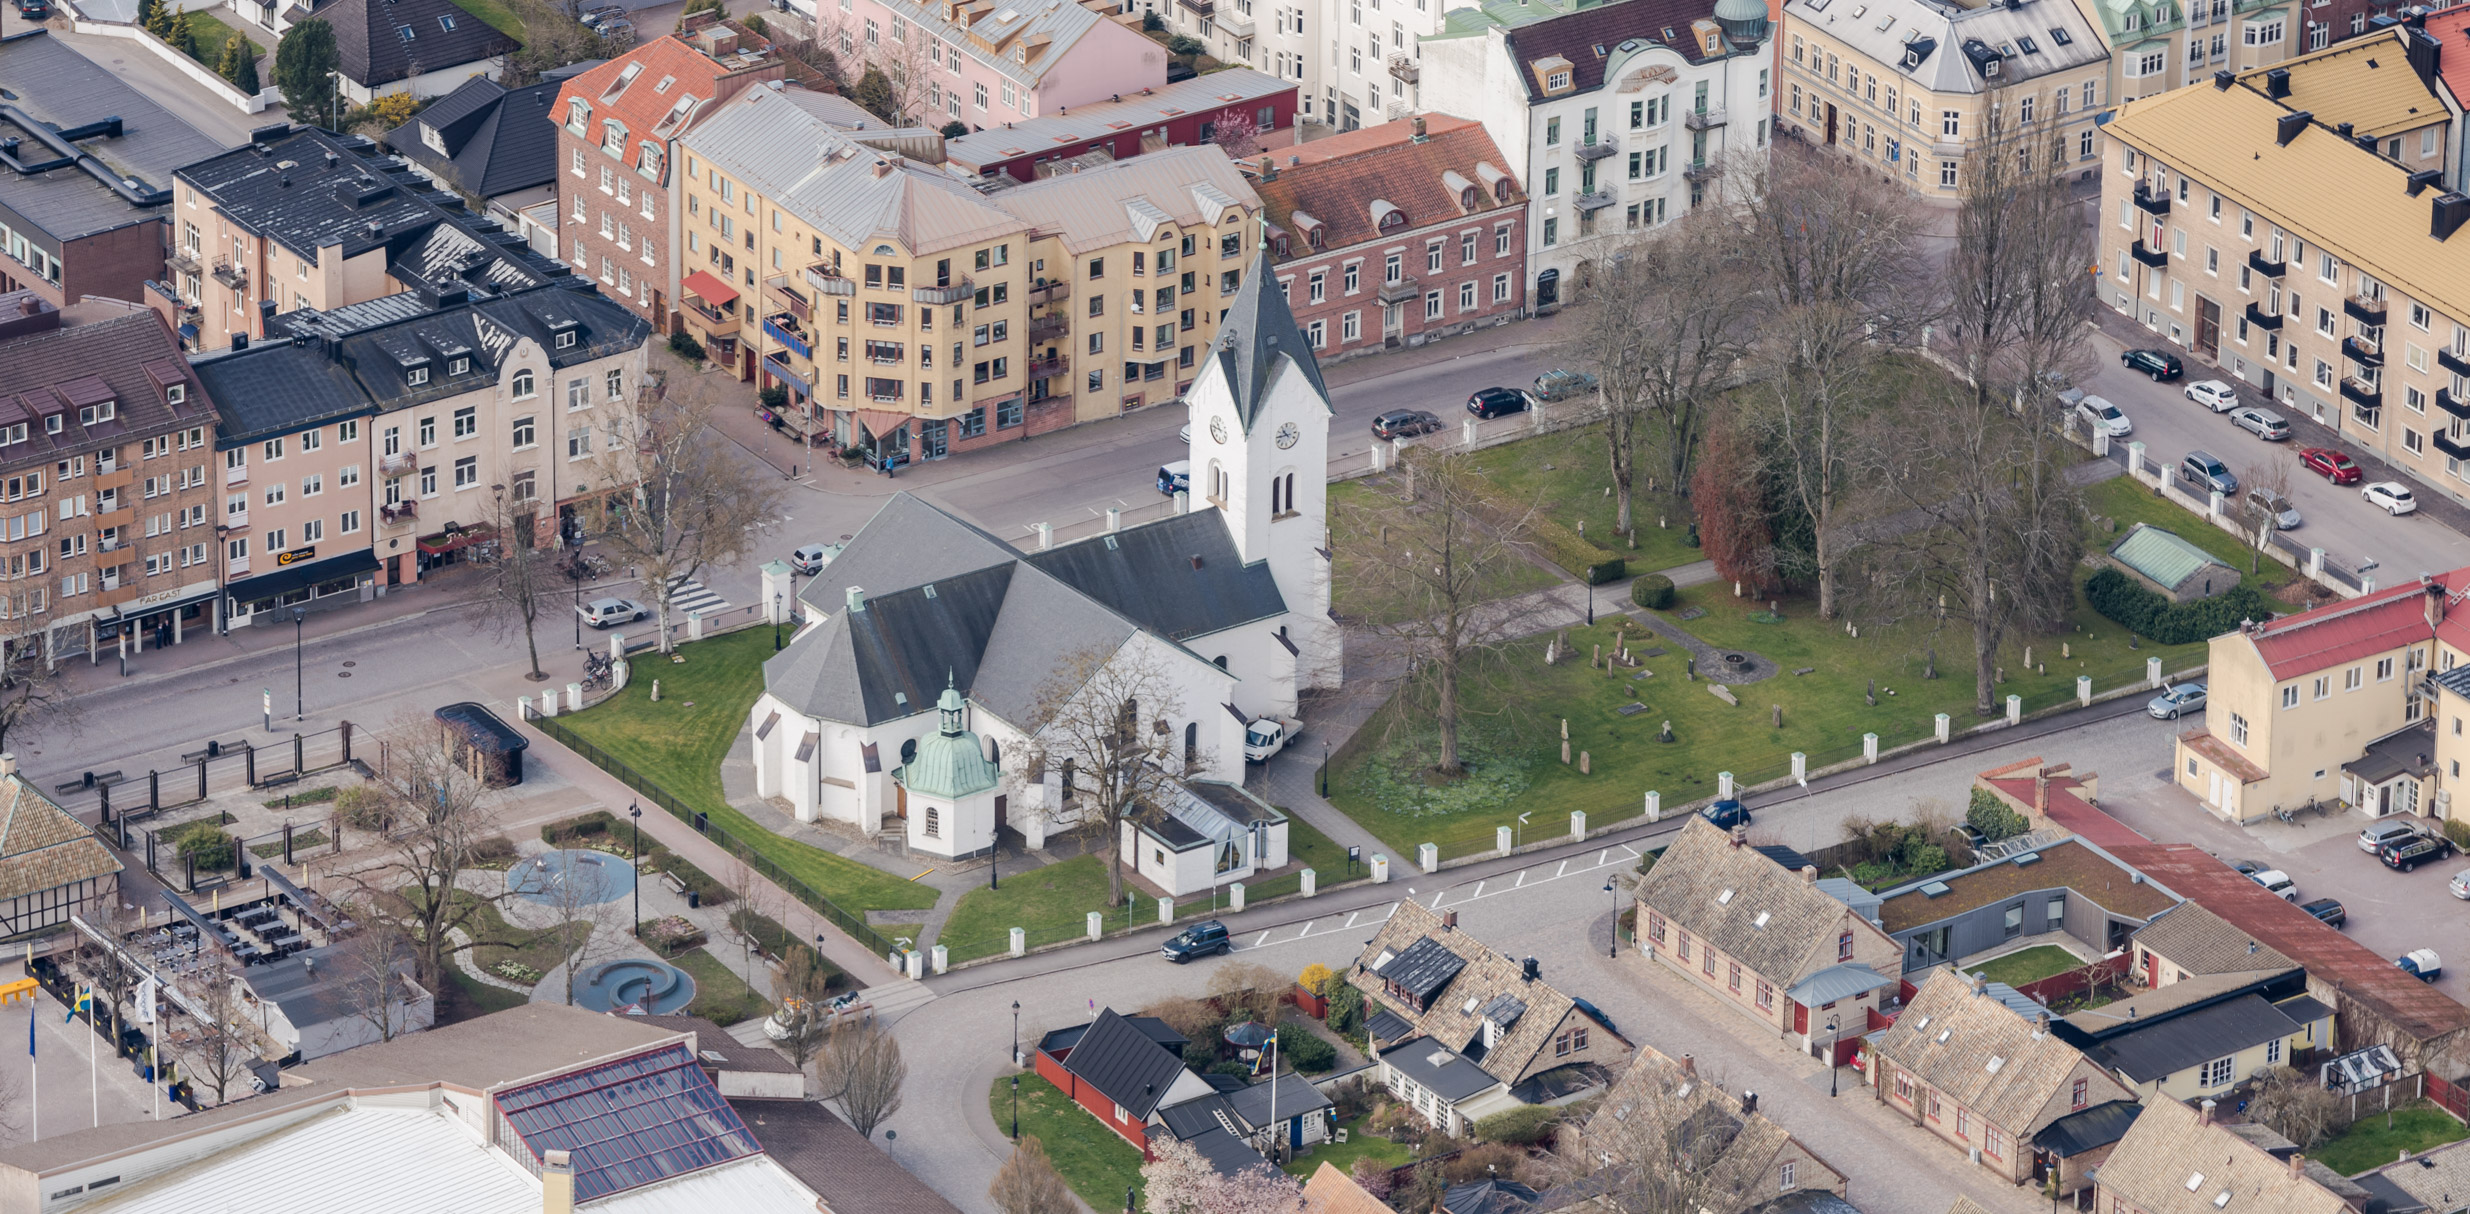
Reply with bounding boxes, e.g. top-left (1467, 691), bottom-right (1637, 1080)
top-left (628, 802), bottom-right (642, 935)
top-left (1010, 999), bottom-right (1022, 1139)
top-left (773, 592), bottom-right (784, 651)
top-left (1602, 879), bottom-right (1618, 958)
top-left (291, 607), bottom-right (307, 721)
top-left (1011, 1074), bottom-right (1020, 1141)
top-left (1827, 1016), bottom-right (1841, 1097)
